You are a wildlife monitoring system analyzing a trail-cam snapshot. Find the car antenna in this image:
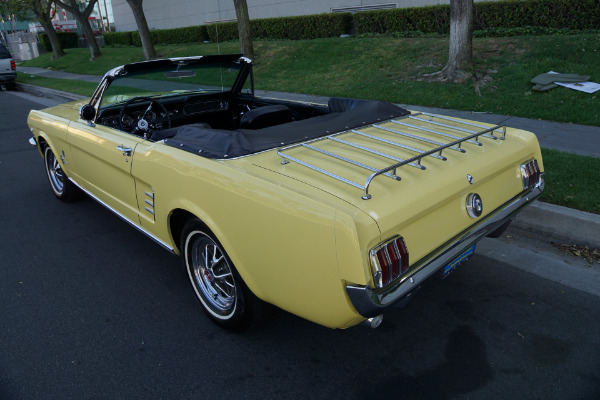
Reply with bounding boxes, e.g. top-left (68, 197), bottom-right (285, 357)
top-left (216, 23), bottom-right (221, 55)
top-left (214, 2), bottom-right (222, 55)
